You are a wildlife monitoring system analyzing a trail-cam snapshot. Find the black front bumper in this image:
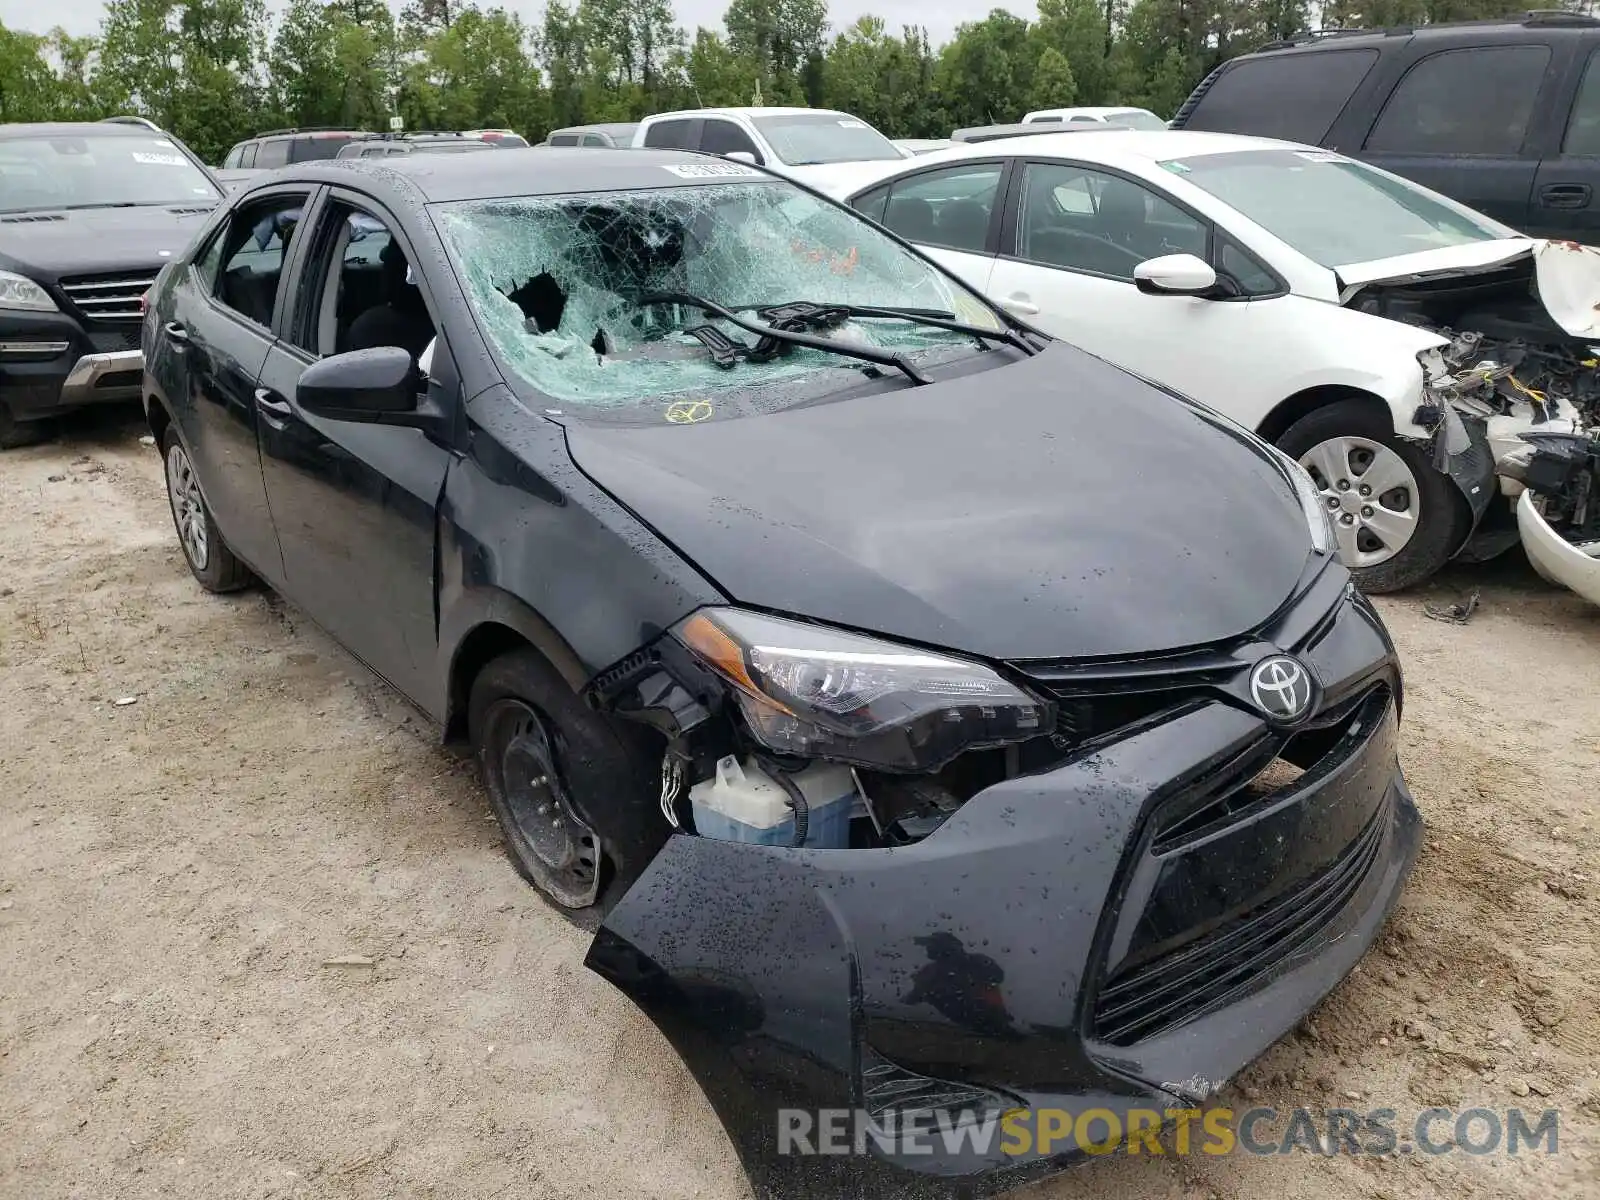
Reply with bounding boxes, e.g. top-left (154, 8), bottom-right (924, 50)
top-left (1, 310), bottom-right (143, 420)
top-left (585, 580), bottom-right (1420, 1198)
